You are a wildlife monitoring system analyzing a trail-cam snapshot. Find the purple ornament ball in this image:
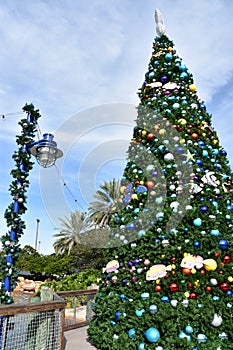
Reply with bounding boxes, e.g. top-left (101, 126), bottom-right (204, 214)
top-left (161, 76), bottom-right (168, 83)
